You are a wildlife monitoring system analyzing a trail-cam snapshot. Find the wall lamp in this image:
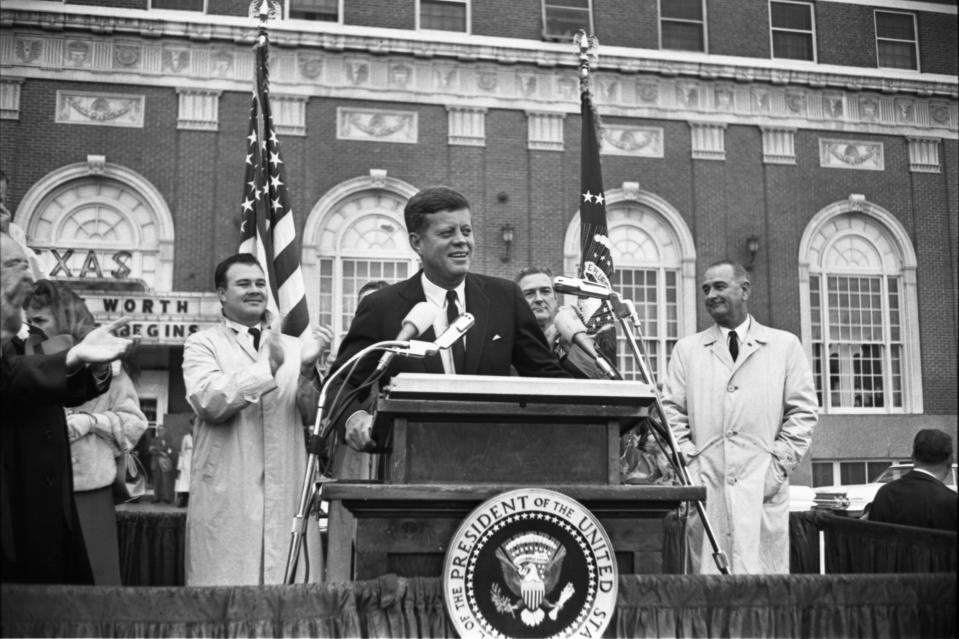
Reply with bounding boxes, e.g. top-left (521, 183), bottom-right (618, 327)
top-left (745, 235), bottom-right (760, 271)
top-left (500, 224), bottom-right (514, 263)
